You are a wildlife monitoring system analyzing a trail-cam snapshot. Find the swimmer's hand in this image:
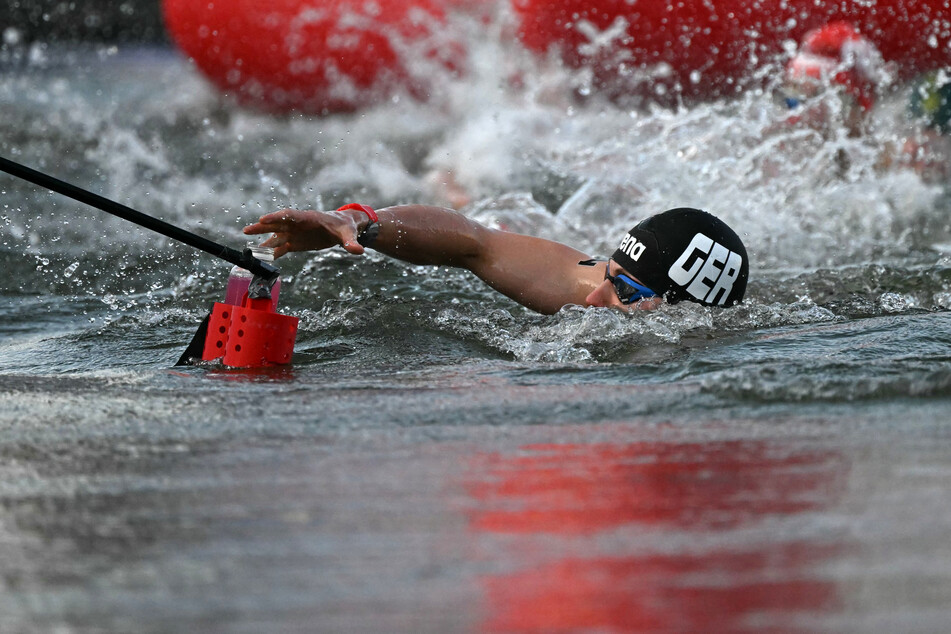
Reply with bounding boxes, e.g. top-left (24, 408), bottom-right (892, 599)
top-left (243, 209), bottom-right (366, 258)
